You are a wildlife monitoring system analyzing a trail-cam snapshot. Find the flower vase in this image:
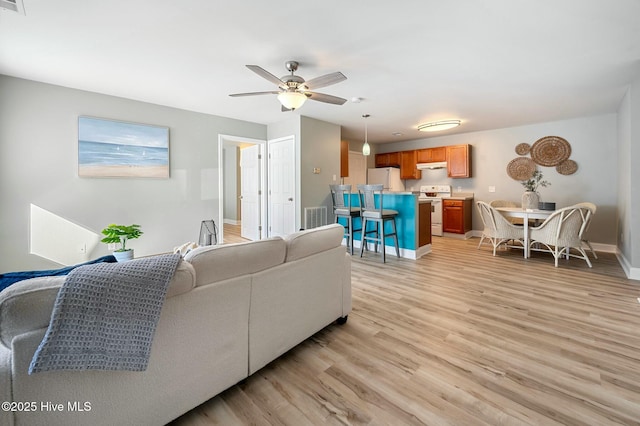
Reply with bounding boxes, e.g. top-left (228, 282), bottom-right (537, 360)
top-left (521, 191), bottom-right (539, 210)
